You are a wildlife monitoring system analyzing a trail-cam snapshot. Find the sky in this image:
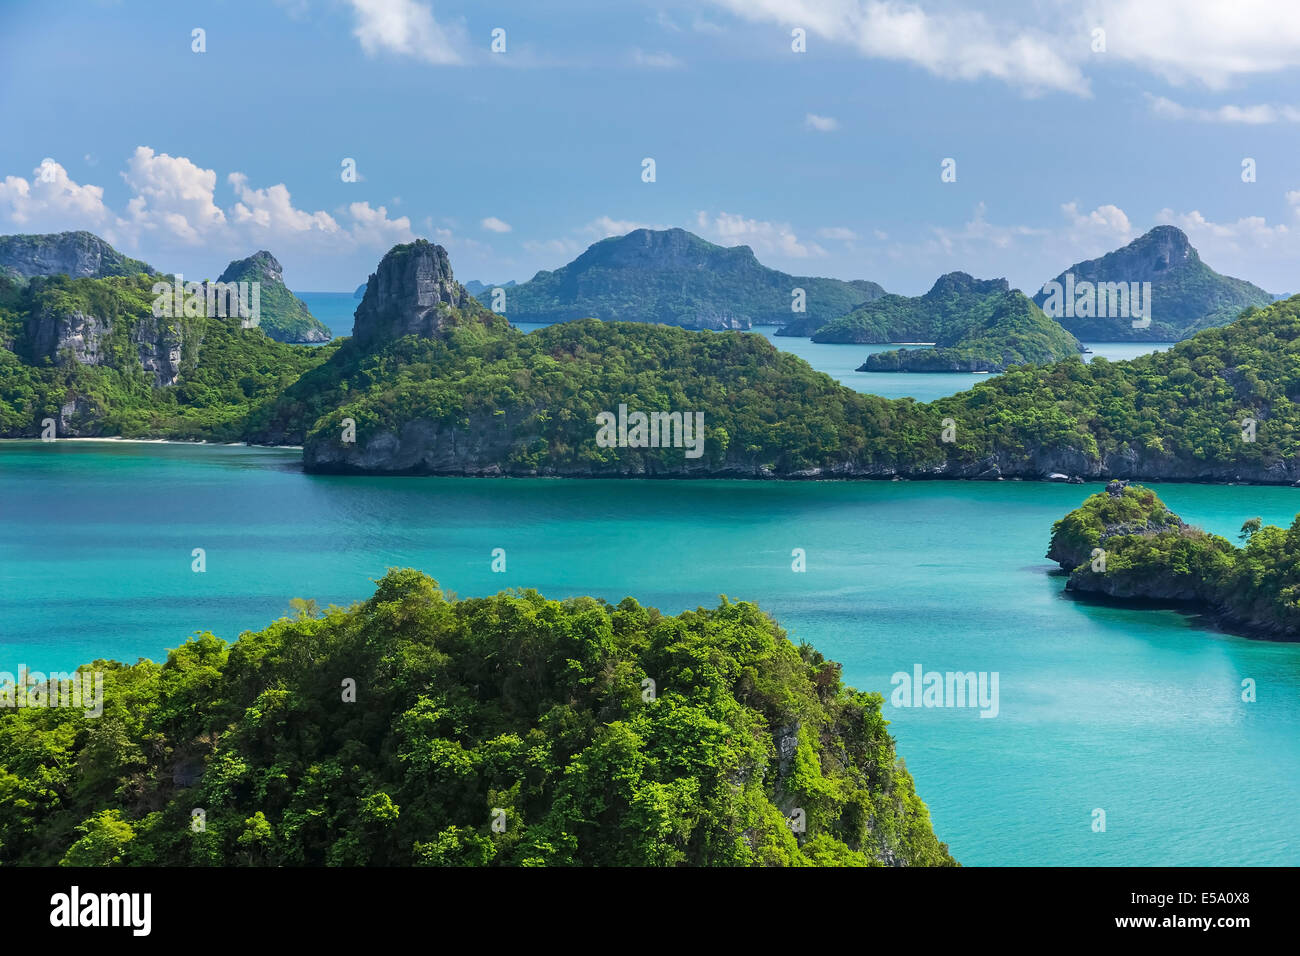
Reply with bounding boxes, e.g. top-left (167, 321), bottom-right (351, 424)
top-left (2, 0), bottom-right (1299, 294)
